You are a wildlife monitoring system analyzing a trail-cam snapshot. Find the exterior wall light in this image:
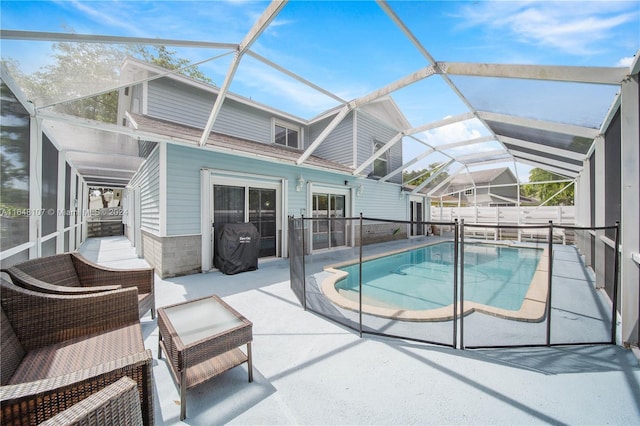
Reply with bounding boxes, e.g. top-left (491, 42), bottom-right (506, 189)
top-left (356, 184), bottom-right (364, 196)
top-left (296, 176), bottom-right (305, 192)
